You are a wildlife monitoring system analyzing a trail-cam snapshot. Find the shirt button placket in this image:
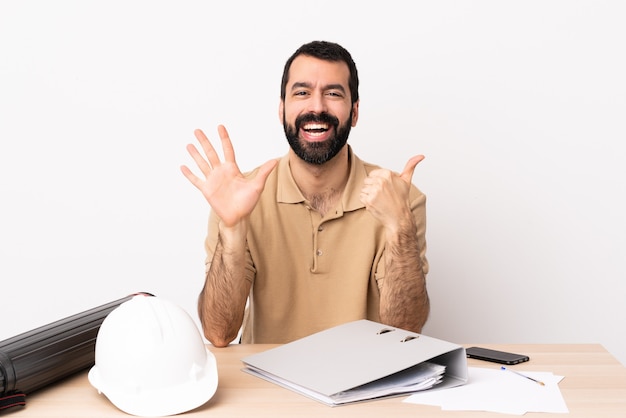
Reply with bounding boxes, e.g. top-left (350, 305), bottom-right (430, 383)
top-left (317, 224), bottom-right (324, 257)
